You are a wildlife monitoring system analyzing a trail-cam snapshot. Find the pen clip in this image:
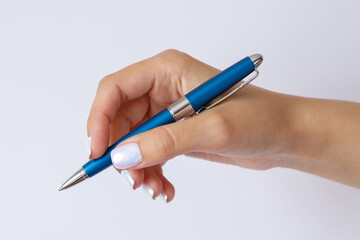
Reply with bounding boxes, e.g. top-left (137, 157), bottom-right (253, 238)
top-left (195, 68), bottom-right (259, 114)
